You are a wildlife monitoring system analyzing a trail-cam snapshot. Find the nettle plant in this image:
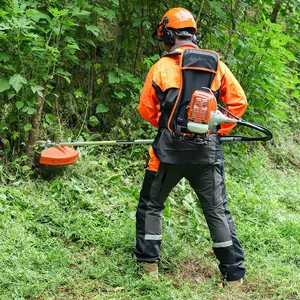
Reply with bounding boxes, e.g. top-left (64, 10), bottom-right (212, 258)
top-left (0, 0), bottom-right (111, 165)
